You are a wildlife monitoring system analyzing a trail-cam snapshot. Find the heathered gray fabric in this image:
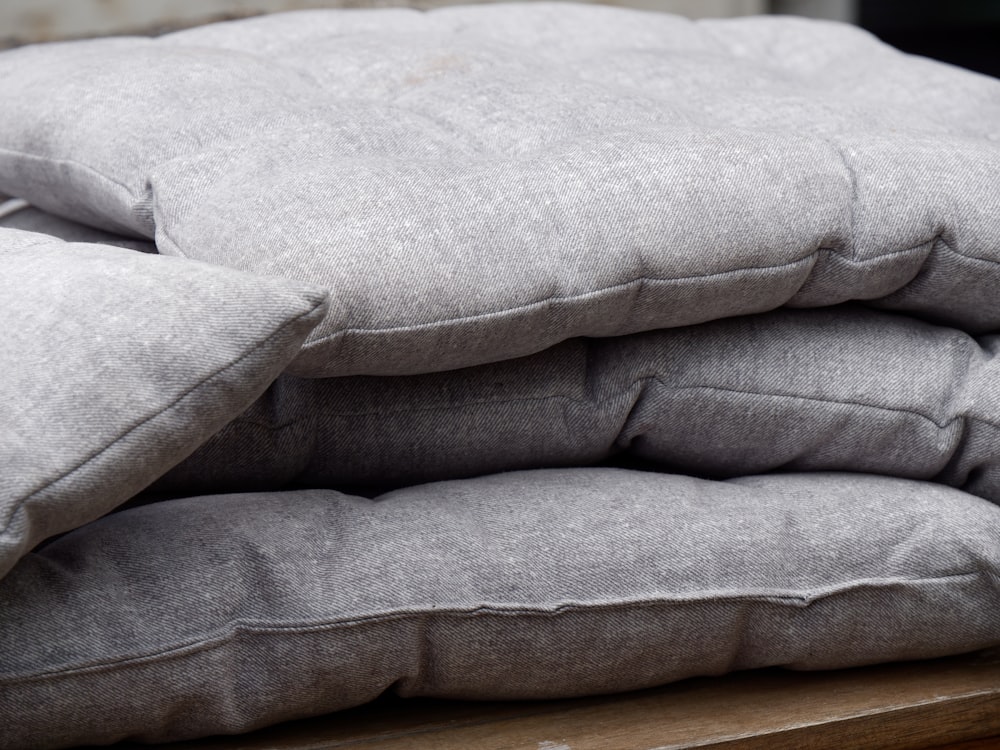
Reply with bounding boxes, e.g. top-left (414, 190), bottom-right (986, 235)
top-left (3, 8), bottom-right (1000, 746)
top-left (0, 227), bottom-right (327, 580)
top-left (3, 469), bottom-right (1000, 749)
top-left (0, 6), bottom-right (997, 375)
top-left (0, 200), bottom-right (157, 253)
top-left (156, 306), bottom-right (1000, 501)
